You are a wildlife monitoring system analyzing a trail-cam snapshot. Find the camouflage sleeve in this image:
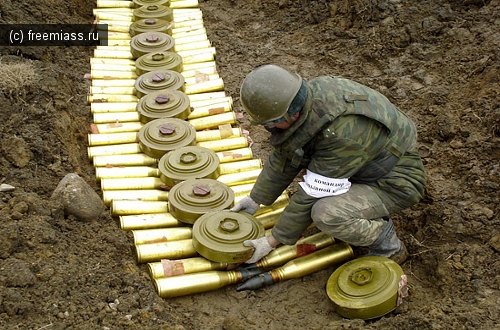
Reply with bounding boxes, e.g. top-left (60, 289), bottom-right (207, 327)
top-left (249, 149), bottom-right (302, 206)
top-left (271, 185), bottom-right (317, 245)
